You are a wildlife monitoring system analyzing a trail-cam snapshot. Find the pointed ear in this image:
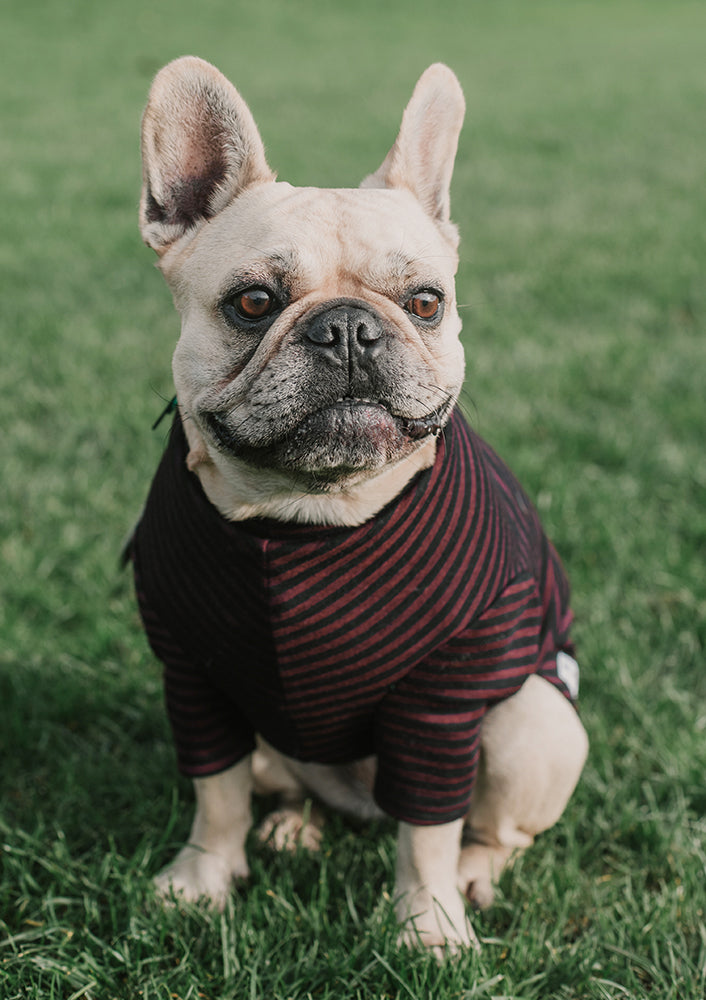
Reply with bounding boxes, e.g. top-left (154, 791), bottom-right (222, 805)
top-left (139, 56), bottom-right (275, 254)
top-left (361, 64), bottom-right (465, 242)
